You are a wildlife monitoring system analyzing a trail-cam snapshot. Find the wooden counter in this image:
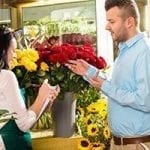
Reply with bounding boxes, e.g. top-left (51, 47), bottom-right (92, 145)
top-left (31, 130), bottom-right (81, 150)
